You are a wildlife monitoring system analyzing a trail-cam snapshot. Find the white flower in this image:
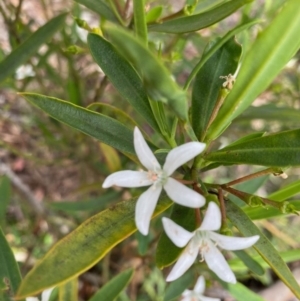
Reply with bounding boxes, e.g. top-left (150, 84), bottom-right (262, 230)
top-left (163, 202), bottom-right (260, 283)
top-left (26, 288), bottom-right (53, 301)
top-left (103, 127), bottom-right (206, 235)
top-left (181, 276), bottom-right (220, 301)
